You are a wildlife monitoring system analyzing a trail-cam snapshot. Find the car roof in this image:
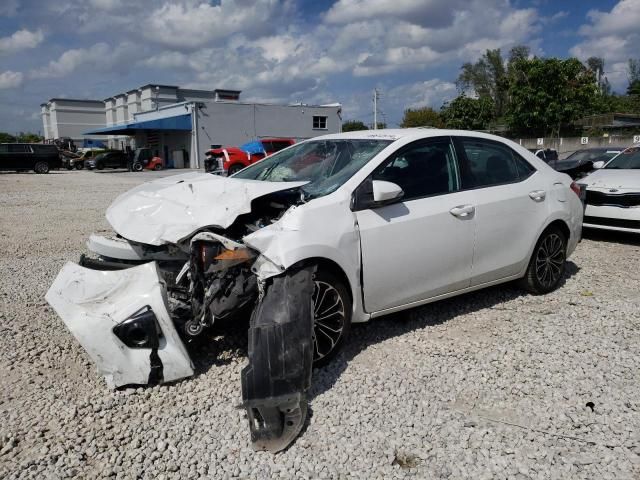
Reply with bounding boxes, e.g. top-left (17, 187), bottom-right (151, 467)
top-left (309, 128), bottom-right (517, 144)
